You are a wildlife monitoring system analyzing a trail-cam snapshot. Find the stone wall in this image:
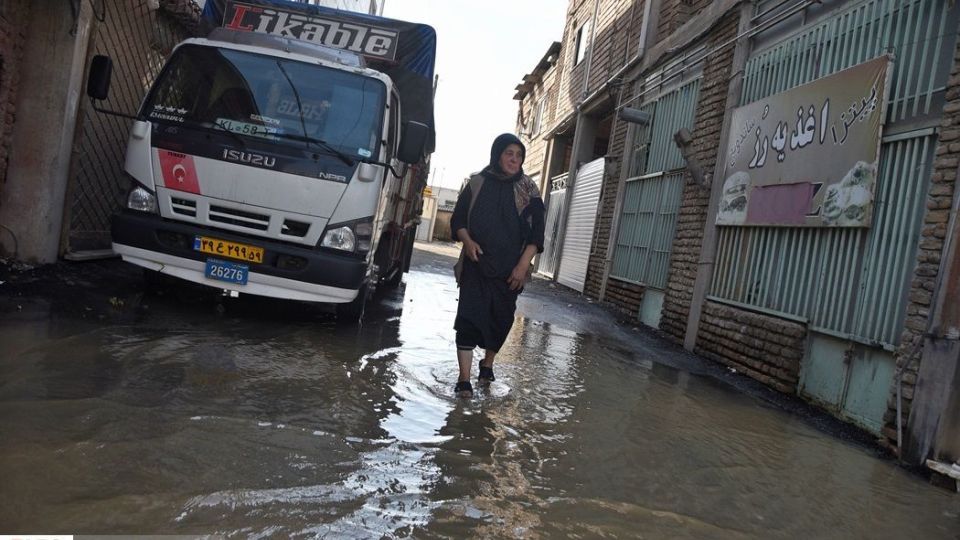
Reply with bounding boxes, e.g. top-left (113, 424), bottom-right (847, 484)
top-left (695, 301), bottom-right (806, 393)
top-left (0, 0), bottom-right (28, 189)
top-left (883, 36), bottom-right (960, 451)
